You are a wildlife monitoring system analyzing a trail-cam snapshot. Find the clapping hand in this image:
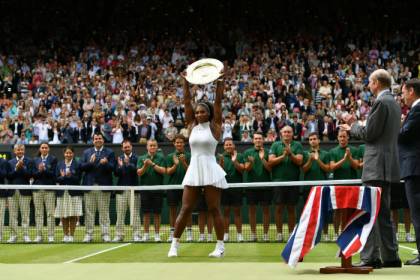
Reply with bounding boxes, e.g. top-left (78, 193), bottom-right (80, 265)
top-left (118, 157), bottom-right (123, 167)
top-left (123, 156), bottom-right (130, 165)
top-left (339, 124), bottom-right (351, 131)
top-left (173, 154), bottom-right (180, 165)
top-left (16, 160), bottom-right (24, 170)
top-left (178, 153), bottom-right (187, 164)
top-left (89, 154), bottom-right (96, 163)
top-left (284, 144), bottom-right (291, 156)
top-left (143, 159), bottom-right (153, 167)
top-left (231, 150), bottom-right (238, 162)
top-left (342, 113), bottom-right (356, 125)
top-left (218, 154), bottom-right (224, 166)
top-left (99, 158), bottom-right (108, 165)
top-left (38, 162), bottom-right (46, 171)
top-left (345, 148), bottom-right (351, 159)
